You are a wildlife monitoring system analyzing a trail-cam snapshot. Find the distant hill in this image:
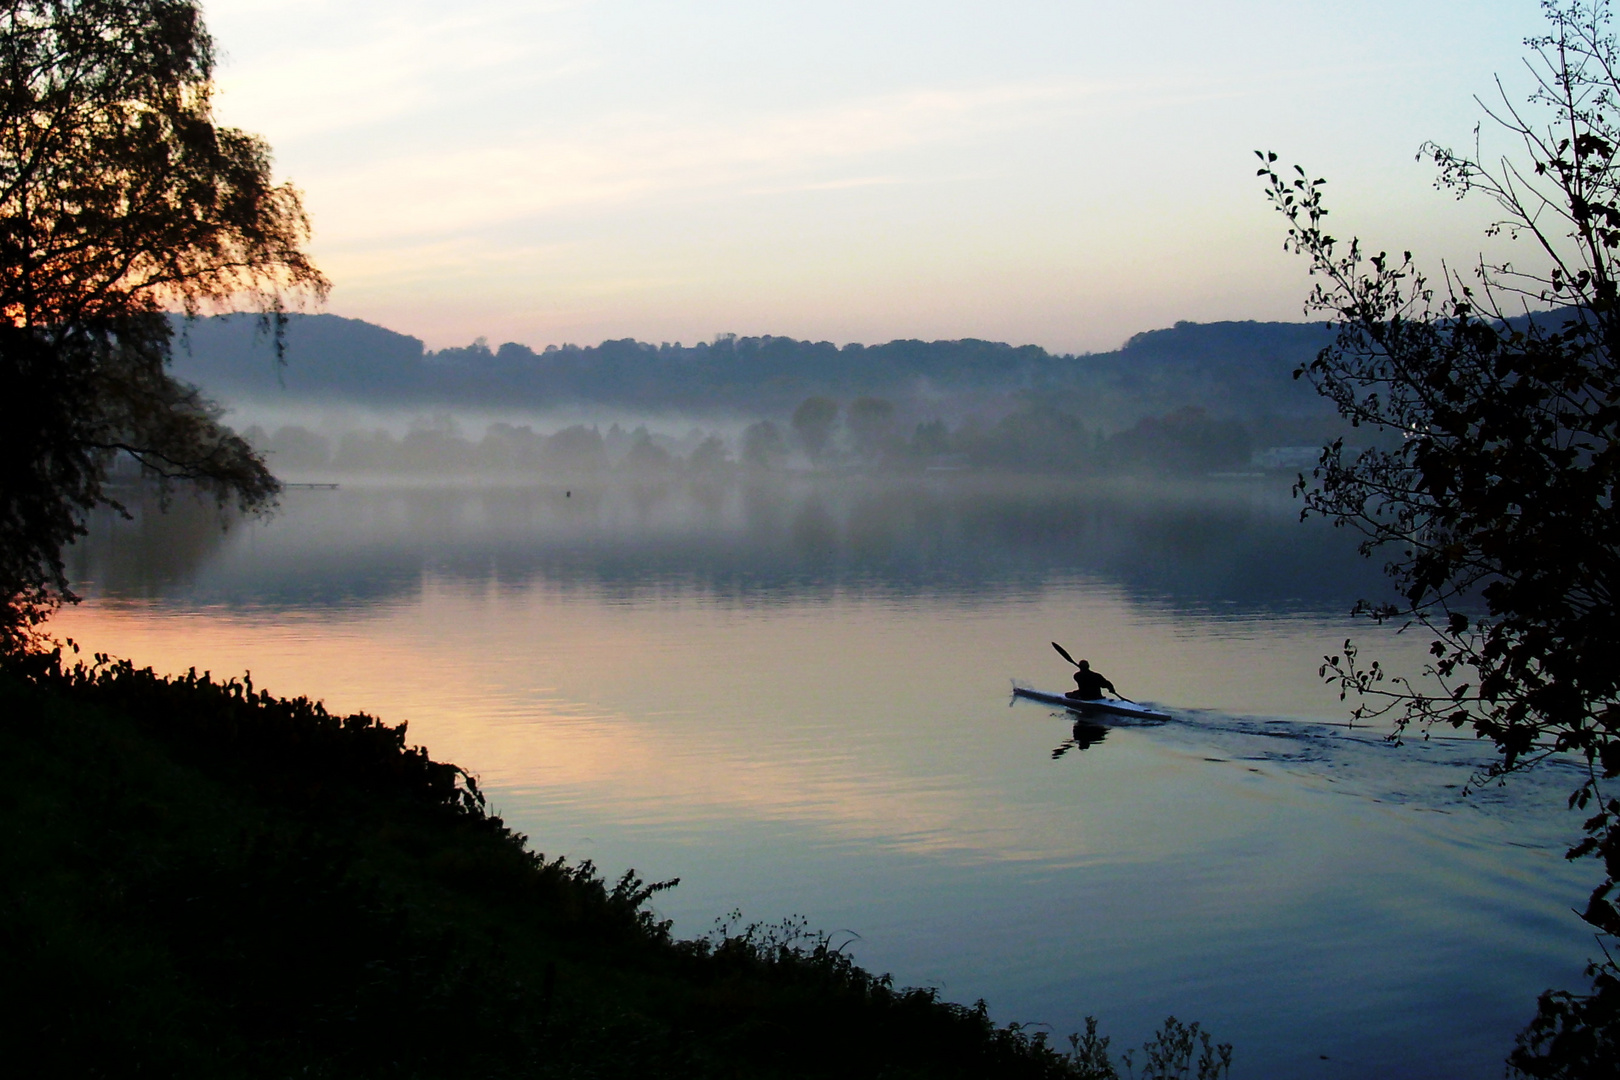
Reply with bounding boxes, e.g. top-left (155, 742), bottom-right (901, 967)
top-left (167, 313), bottom-right (1339, 423)
top-left (171, 314), bottom-right (429, 400)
